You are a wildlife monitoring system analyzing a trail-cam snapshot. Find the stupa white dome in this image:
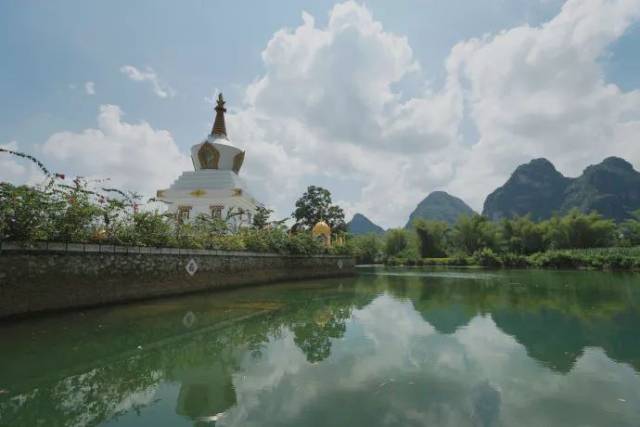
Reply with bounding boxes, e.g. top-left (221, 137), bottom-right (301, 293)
top-left (156, 94), bottom-right (259, 227)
